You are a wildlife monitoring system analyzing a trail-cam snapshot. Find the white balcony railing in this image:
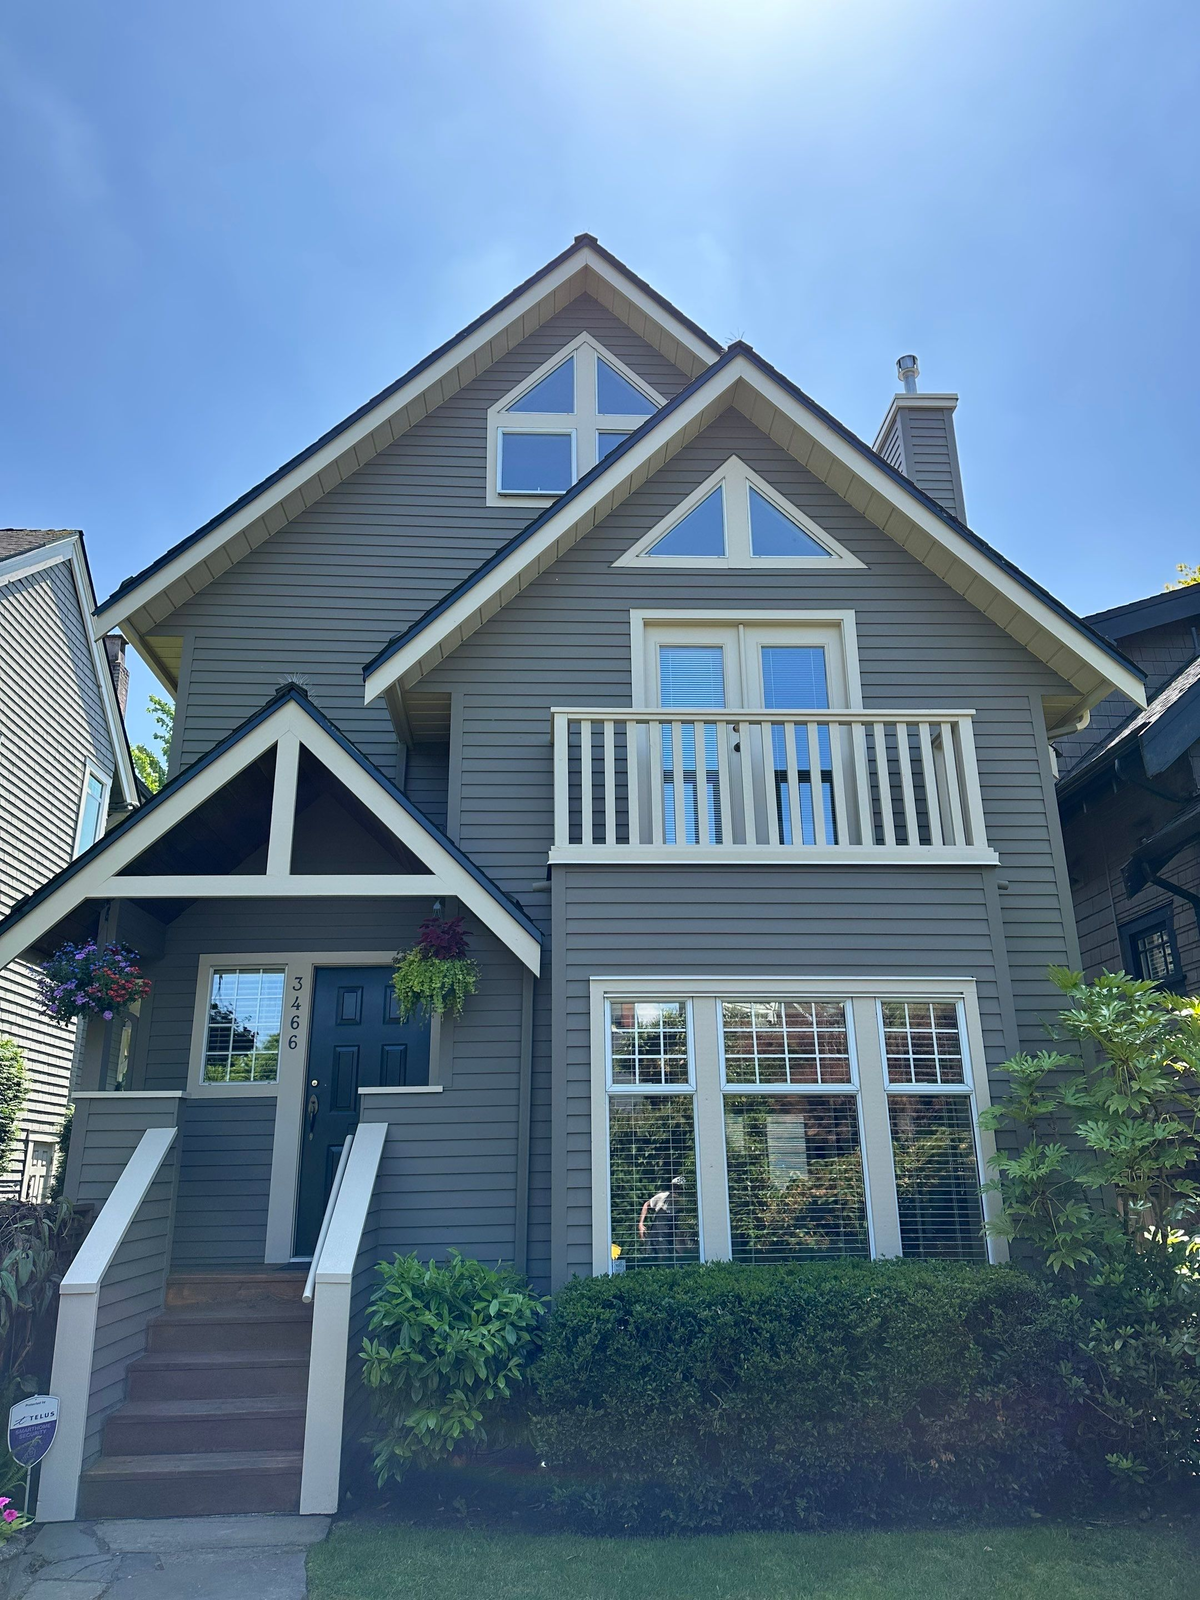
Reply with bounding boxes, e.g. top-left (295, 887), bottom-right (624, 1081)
top-left (550, 708), bottom-right (995, 863)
